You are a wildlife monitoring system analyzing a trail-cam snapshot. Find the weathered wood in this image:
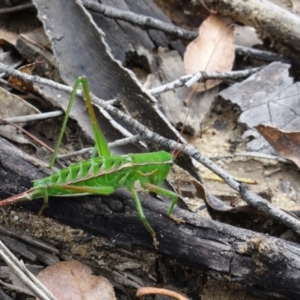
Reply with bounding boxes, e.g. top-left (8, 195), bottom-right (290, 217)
top-left (0, 137), bottom-right (300, 299)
